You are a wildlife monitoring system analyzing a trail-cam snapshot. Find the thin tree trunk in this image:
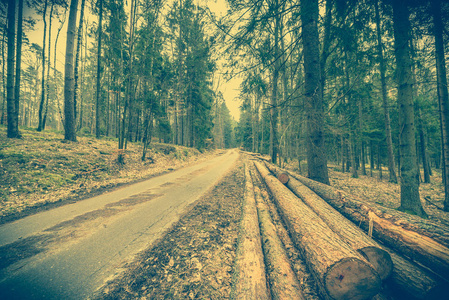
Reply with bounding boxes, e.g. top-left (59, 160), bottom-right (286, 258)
top-left (14, 0), bottom-right (23, 131)
top-left (392, 0), bottom-right (426, 217)
top-left (320, 0), bottom-right (332, 99)
top-left (270, 1), bottom-right (280, 164)
top-left (64, 0), bottom-right (79, 142)
top-left (301, 0), bottom-right (329, 184)
top-left (74, 0), bottom-right (86, 129)
top-left (42, 2), bottom-right (53, 130)
top-left (37, 0), bottom-right (48, 131)
top-left (96, 0), bottom-right (103, 138)
top-left (375, 0), bottom-right (397, 183)
top-left (359, 98), bottom-right (366, 175)
top-left (370, 140), bottom-right (374, 177)
top-left (1, 29), bottom-right (6, 125)
top-left (6, 0), bottom-right (20, 138)
top-left (378, 143), bottom-right (383, 180)
top-left (432, 0), bottom-right (449, 211)
top-left (417, 108), bottom-right (430, 183)
top-left (54, 5), bottom-right (67, 131)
